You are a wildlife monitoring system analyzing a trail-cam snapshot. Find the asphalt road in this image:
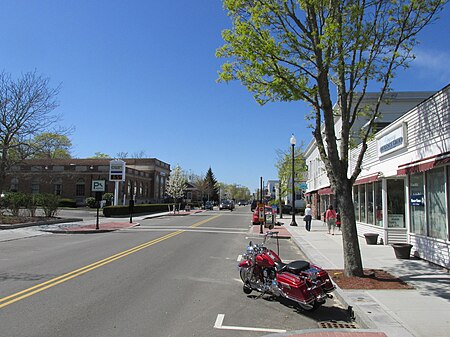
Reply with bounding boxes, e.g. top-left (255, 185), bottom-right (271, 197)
top-left (0, 206), bottom-right (350, 336)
